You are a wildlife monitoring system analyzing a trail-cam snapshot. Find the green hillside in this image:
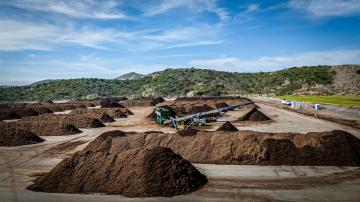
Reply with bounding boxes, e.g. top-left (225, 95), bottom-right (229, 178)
top-left (0, 66), bottom-right (347, 101)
